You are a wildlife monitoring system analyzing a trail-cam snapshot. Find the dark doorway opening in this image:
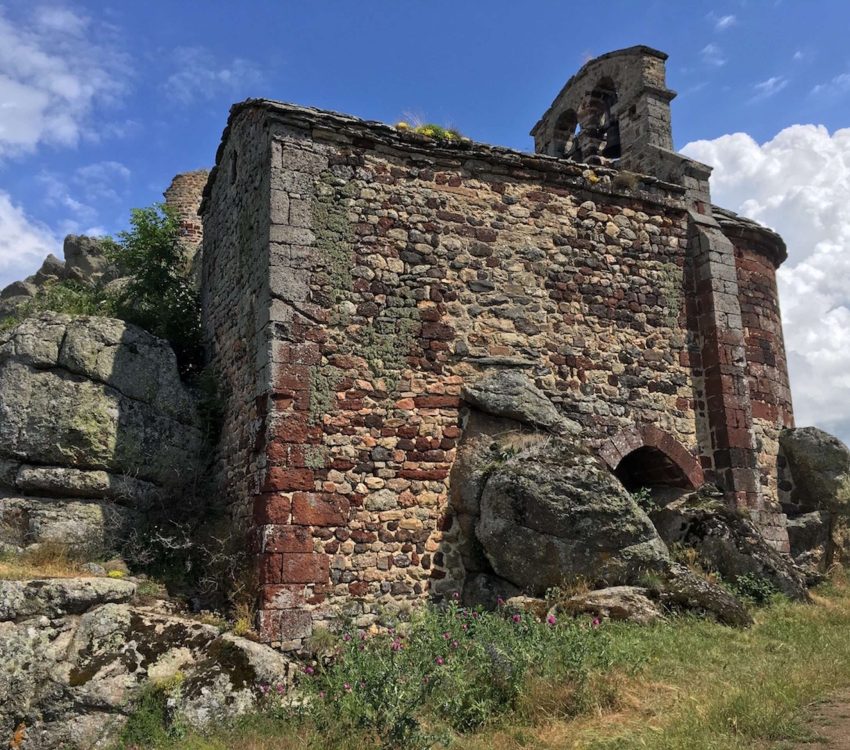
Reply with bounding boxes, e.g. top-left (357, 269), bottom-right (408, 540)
top-left (615, 446), bottom-right (695, 492)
